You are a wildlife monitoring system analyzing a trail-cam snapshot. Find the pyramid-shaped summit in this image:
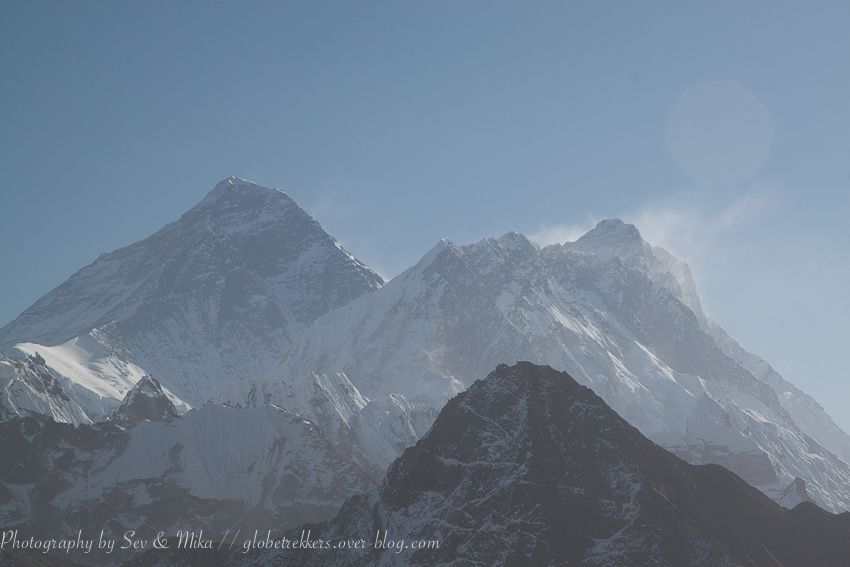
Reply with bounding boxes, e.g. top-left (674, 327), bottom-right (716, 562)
top-left (0, 177), bottom-right (384, 417)
top-left (568, 217), bottom-right (648, 257)
top-left (110, 375), bottom-right (179, 427)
